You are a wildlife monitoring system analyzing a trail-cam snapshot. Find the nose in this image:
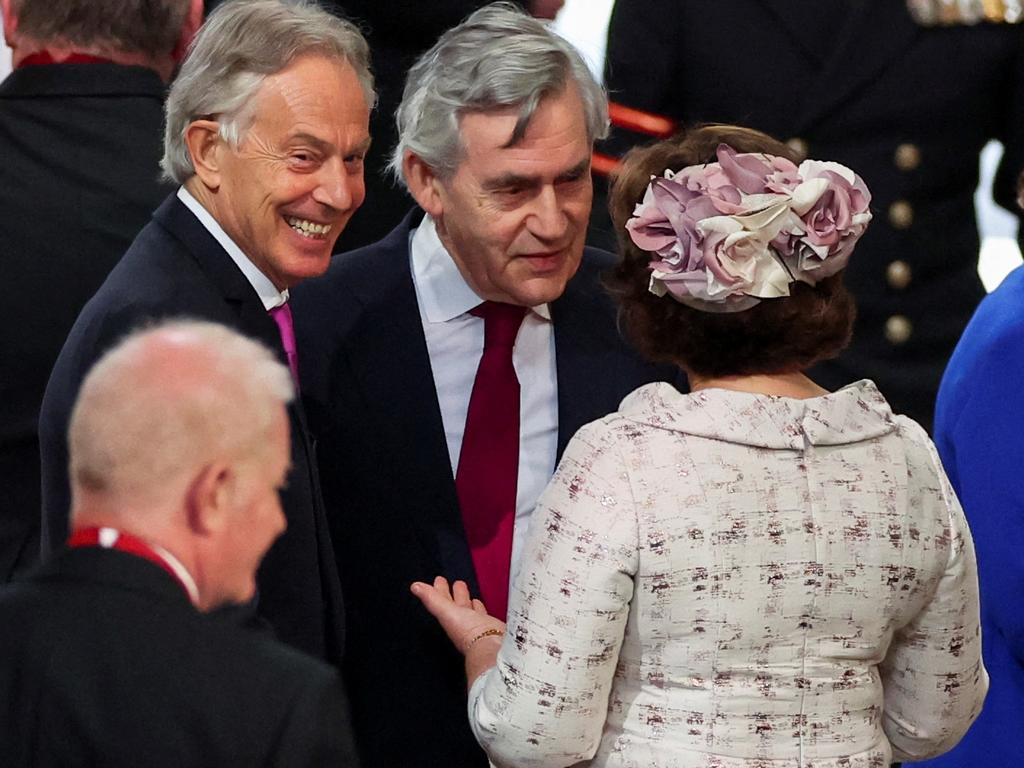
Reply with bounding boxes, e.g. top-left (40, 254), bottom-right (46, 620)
top-left (311, 157), bottom-right (362, 213)
top-left (528, 185), bottom-right (568, 242)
